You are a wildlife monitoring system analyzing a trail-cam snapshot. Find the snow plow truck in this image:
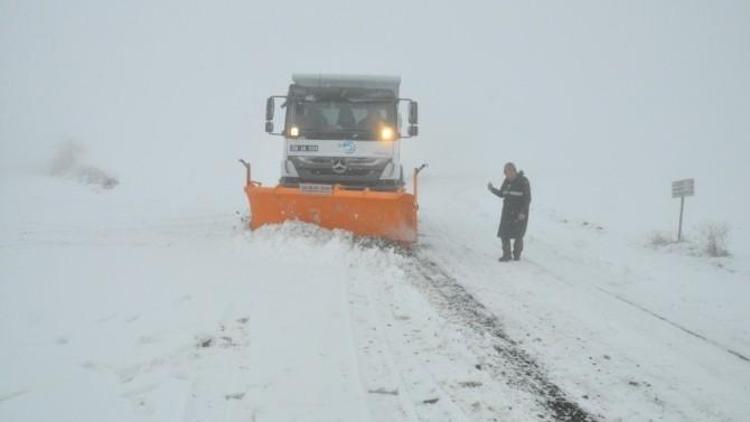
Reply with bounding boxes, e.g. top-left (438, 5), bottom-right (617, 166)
top-left (241, 74), bottom-right (423, 244)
